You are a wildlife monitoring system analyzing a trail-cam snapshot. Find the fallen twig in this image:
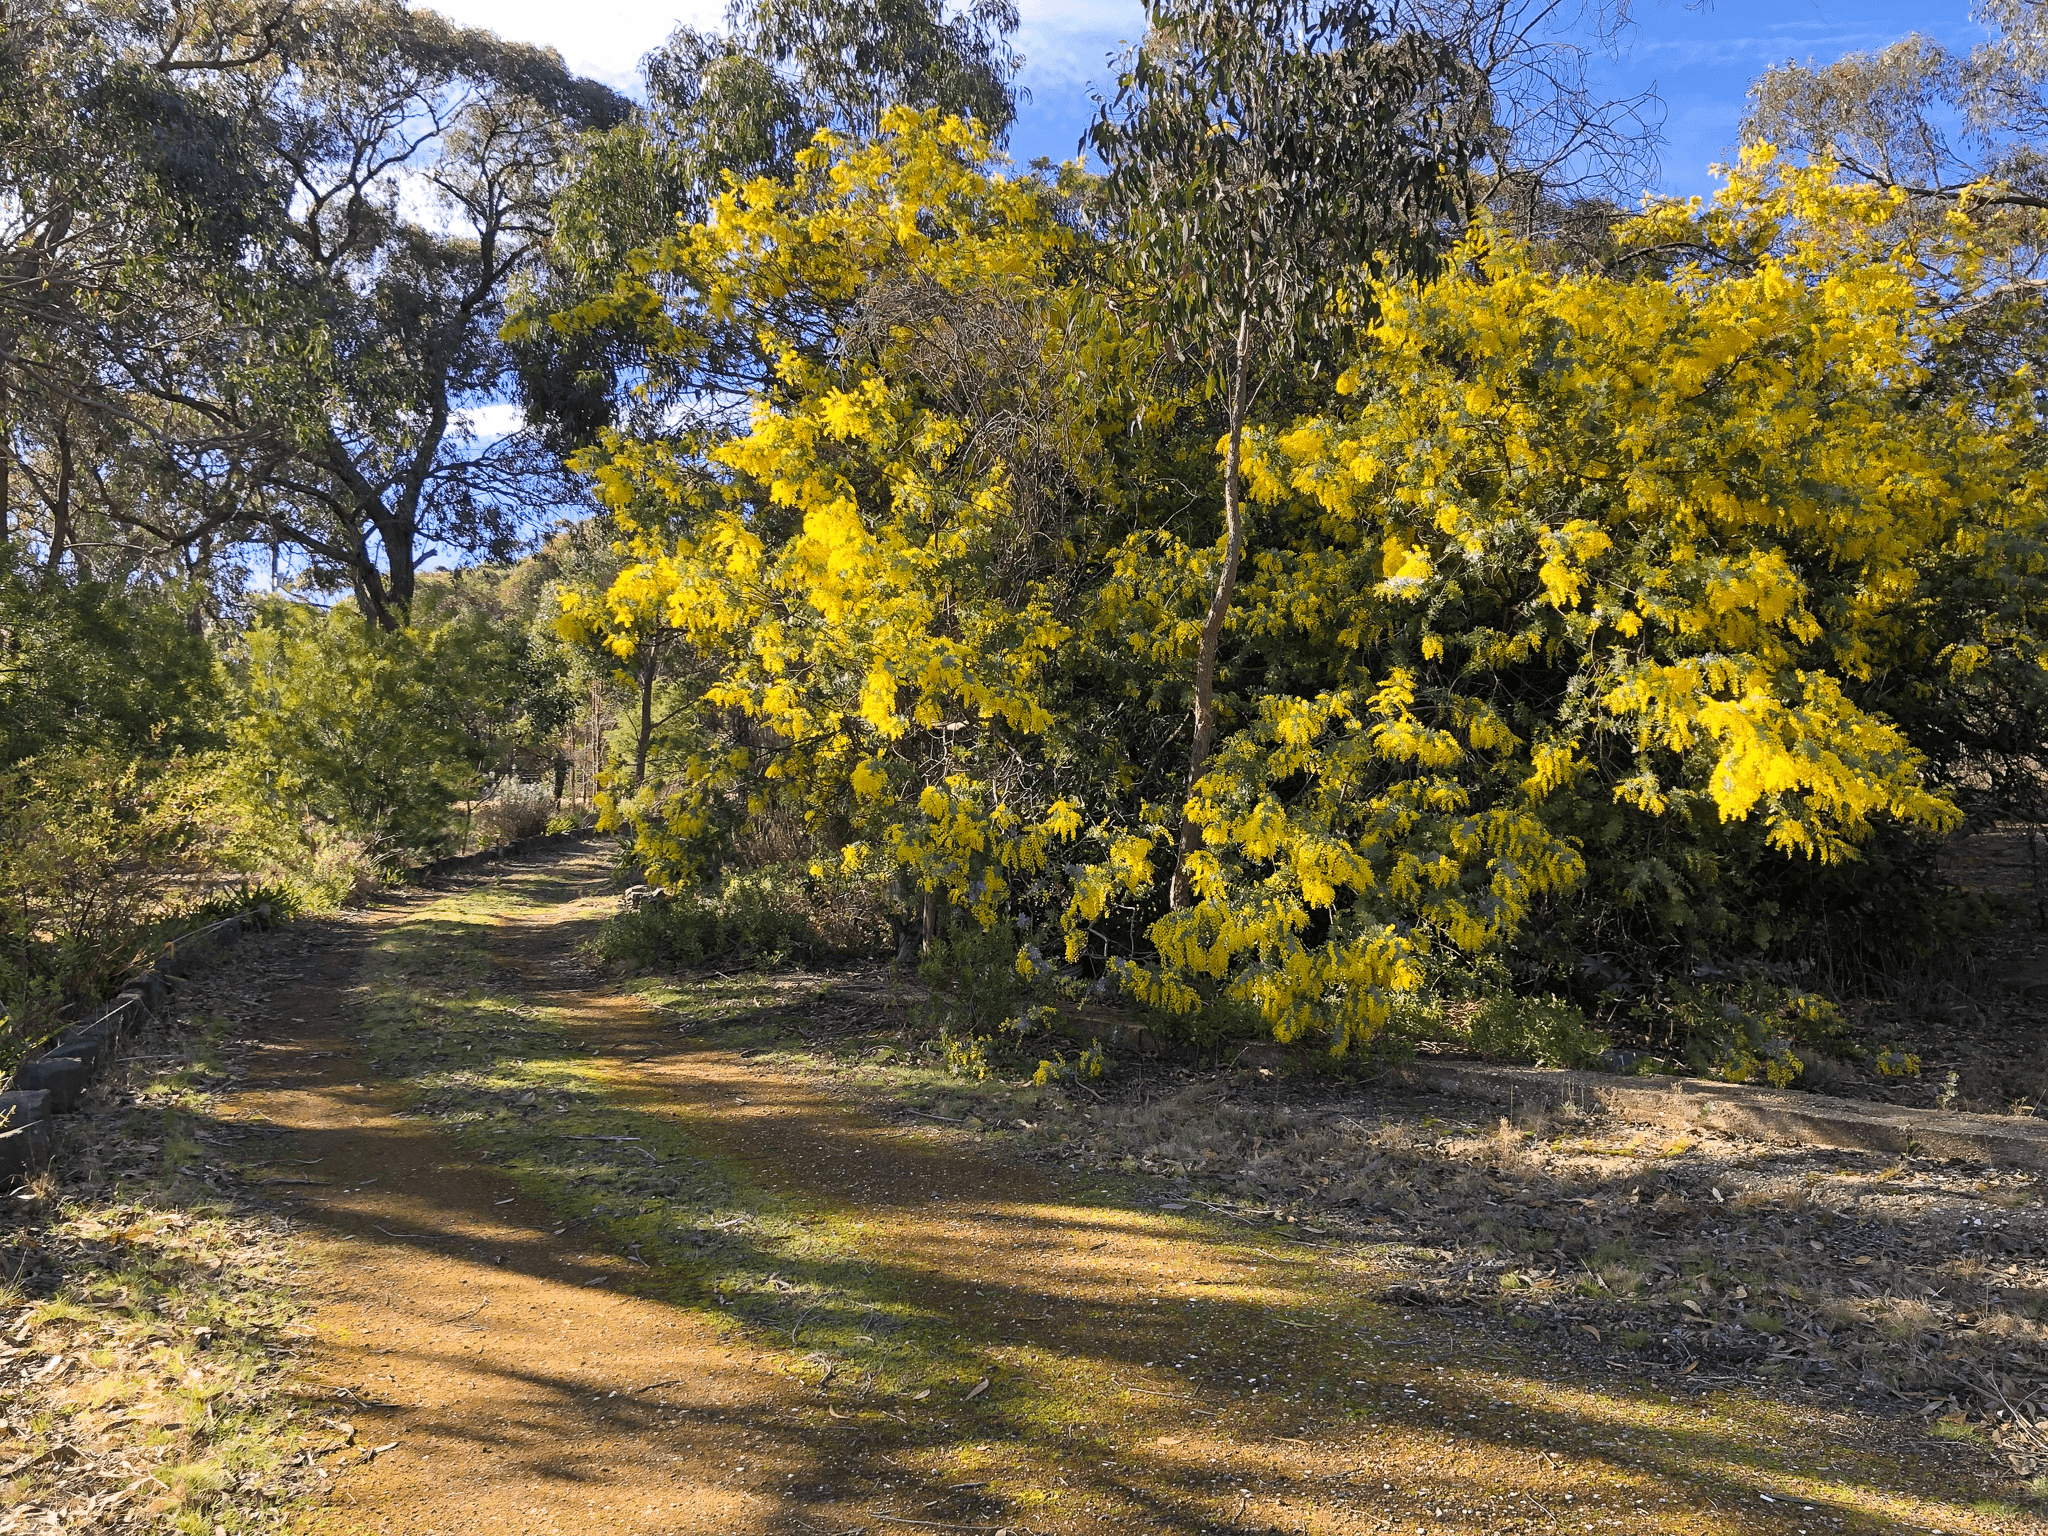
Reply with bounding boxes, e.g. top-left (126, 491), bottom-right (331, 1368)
top-left (872, 1516), bottom-right (1021, 1532)
top-left (1110, 1379), bottom-right (1218, 1413)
